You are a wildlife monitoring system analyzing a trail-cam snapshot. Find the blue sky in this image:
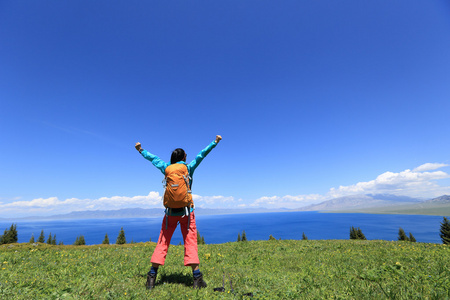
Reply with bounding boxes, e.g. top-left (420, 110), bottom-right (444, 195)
top-left (1, 1), bottom-right (450, 217)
